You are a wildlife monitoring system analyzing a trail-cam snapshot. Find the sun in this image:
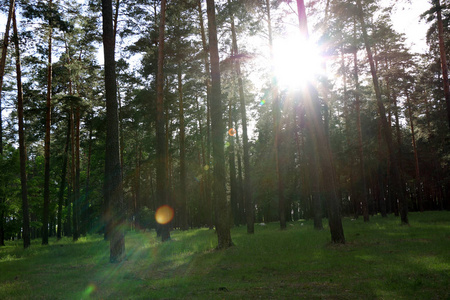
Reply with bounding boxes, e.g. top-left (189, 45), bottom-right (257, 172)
top-left (272, 35), bottom-right (323, 89)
